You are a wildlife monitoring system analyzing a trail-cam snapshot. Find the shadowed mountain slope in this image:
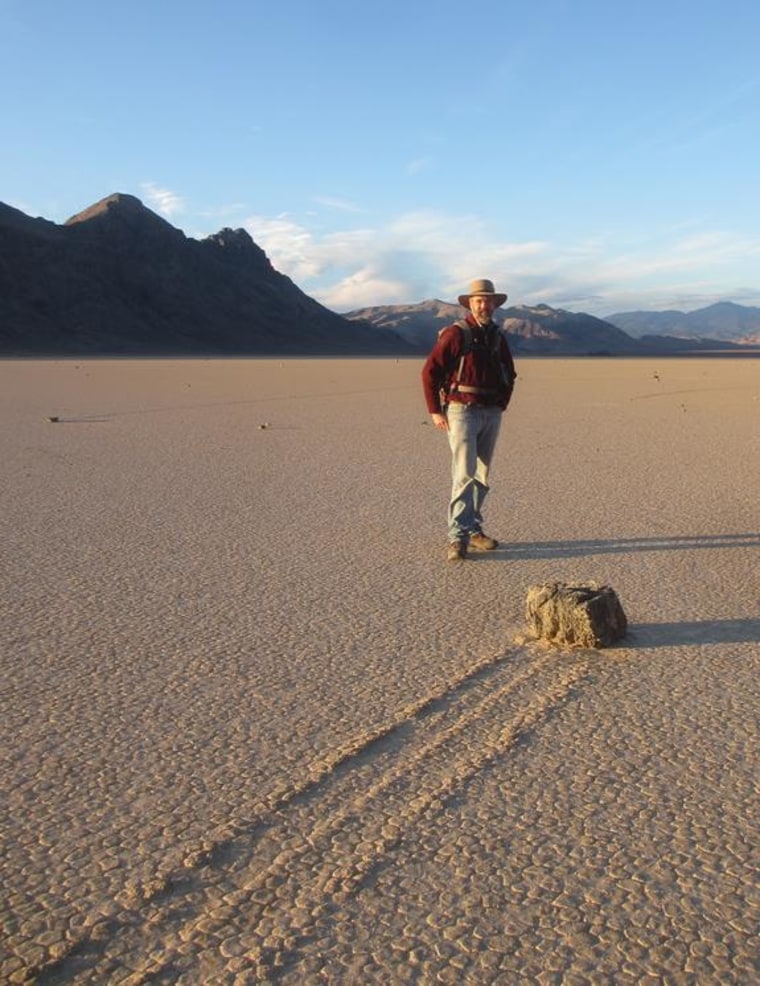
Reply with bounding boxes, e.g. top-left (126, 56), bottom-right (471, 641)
top-left (0, 195), bottom-right (412, 356)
